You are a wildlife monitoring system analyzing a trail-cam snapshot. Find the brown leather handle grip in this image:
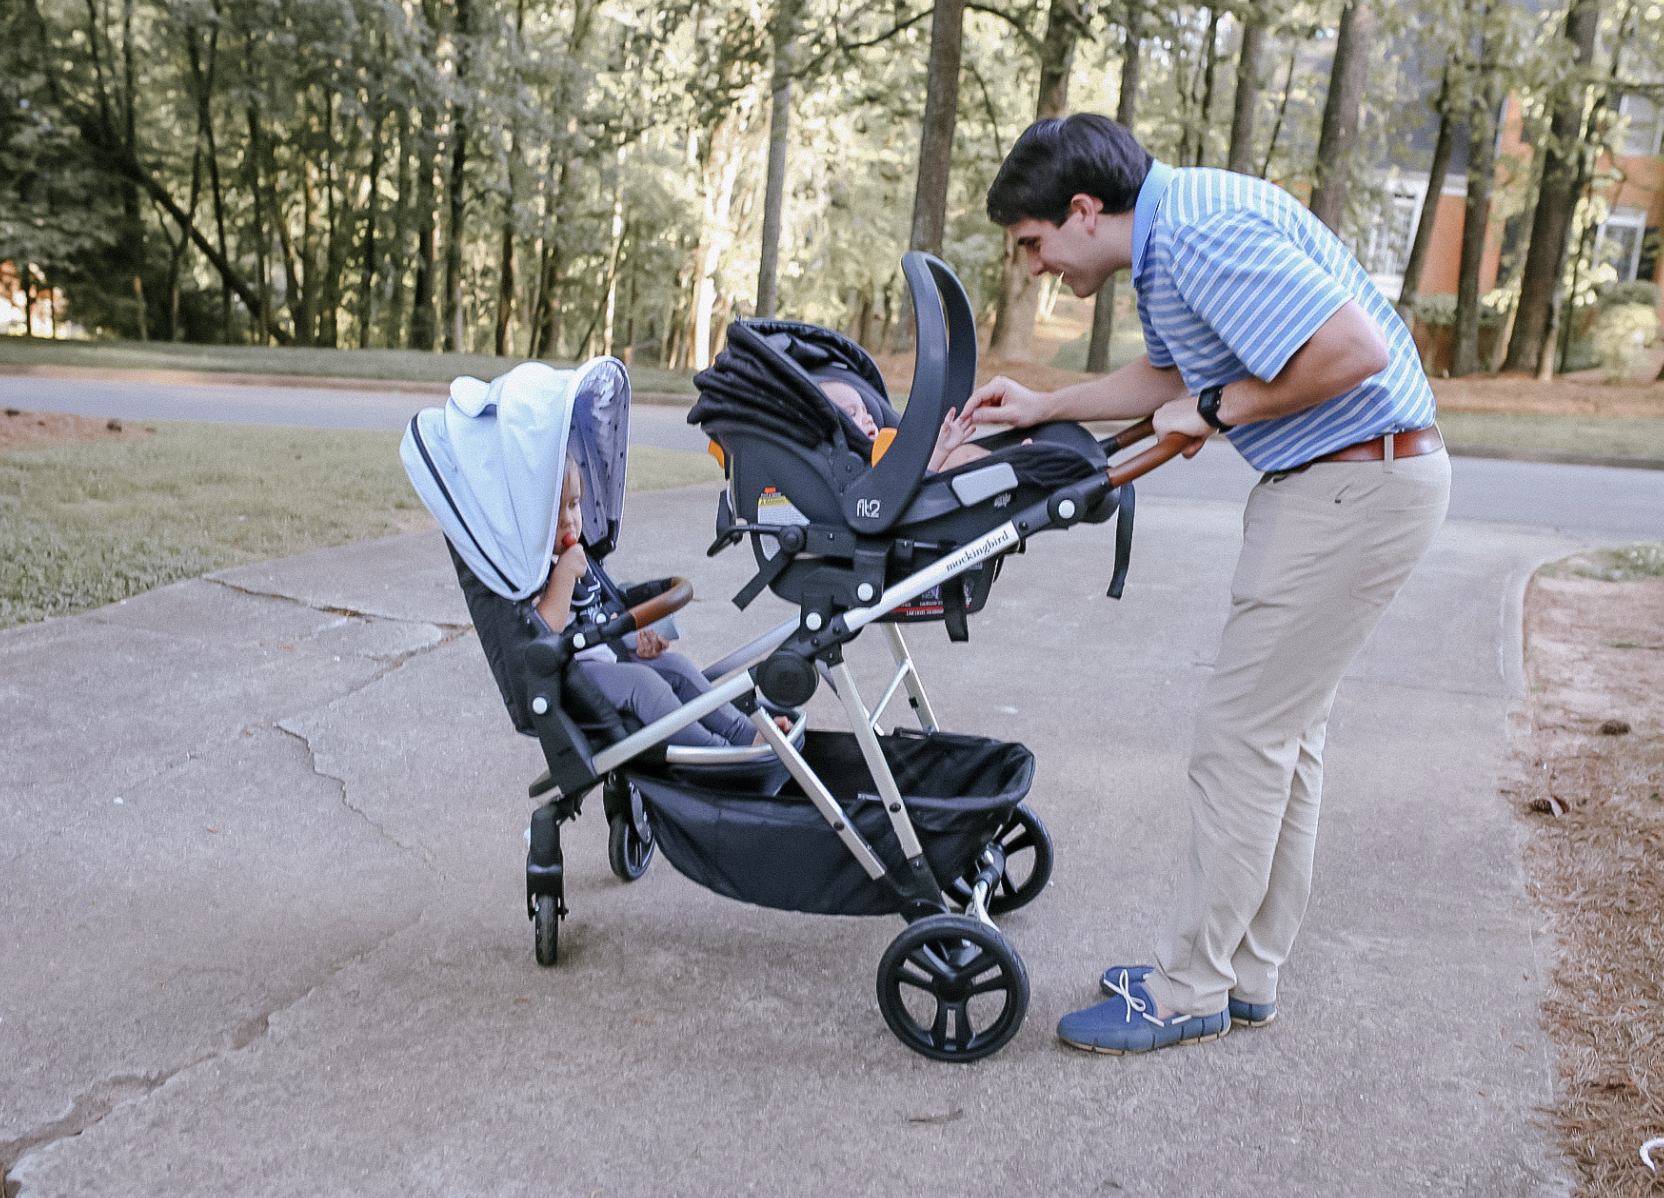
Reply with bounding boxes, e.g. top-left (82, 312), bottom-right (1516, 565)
top-left (1100, 417), bottom-right (1155, 455)
top-left (1107, 432), bottom-right (1198, 486)
top-left (618, 576), bottom-right (693, 636)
